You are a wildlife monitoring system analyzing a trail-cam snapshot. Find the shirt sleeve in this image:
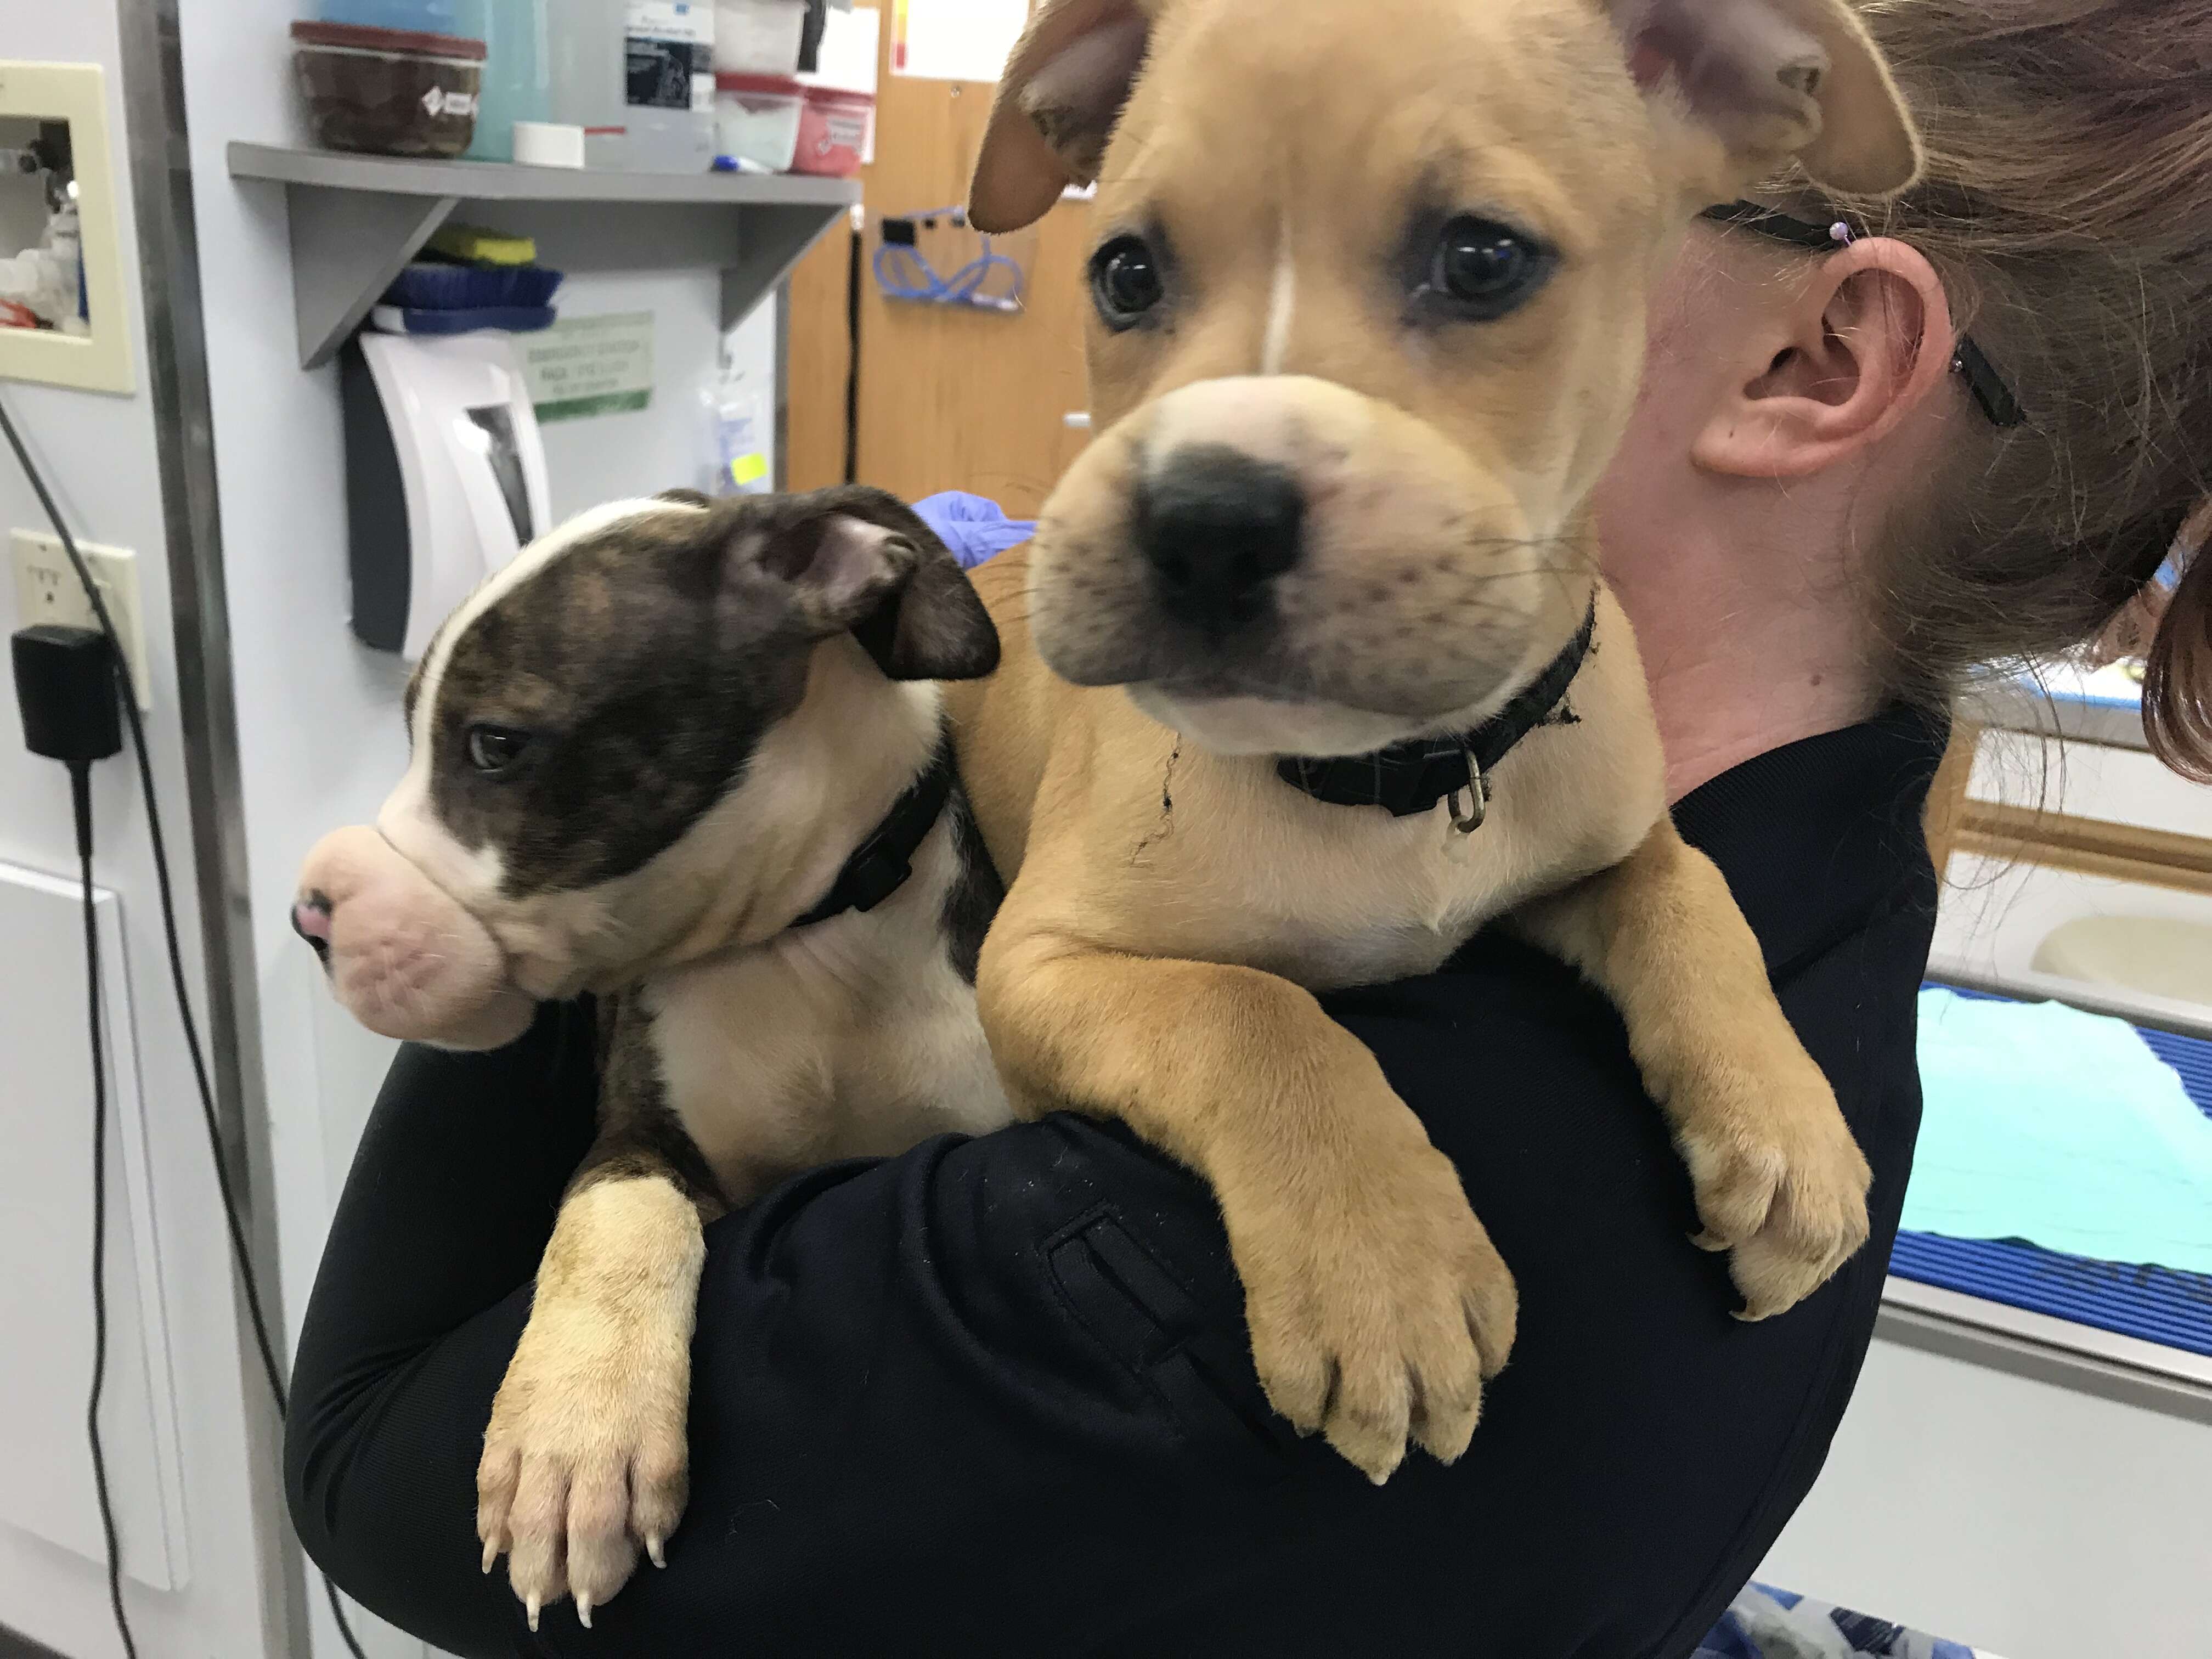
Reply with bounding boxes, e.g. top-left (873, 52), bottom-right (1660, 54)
top-left (287, 917), bottom-right (1925, 1658)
